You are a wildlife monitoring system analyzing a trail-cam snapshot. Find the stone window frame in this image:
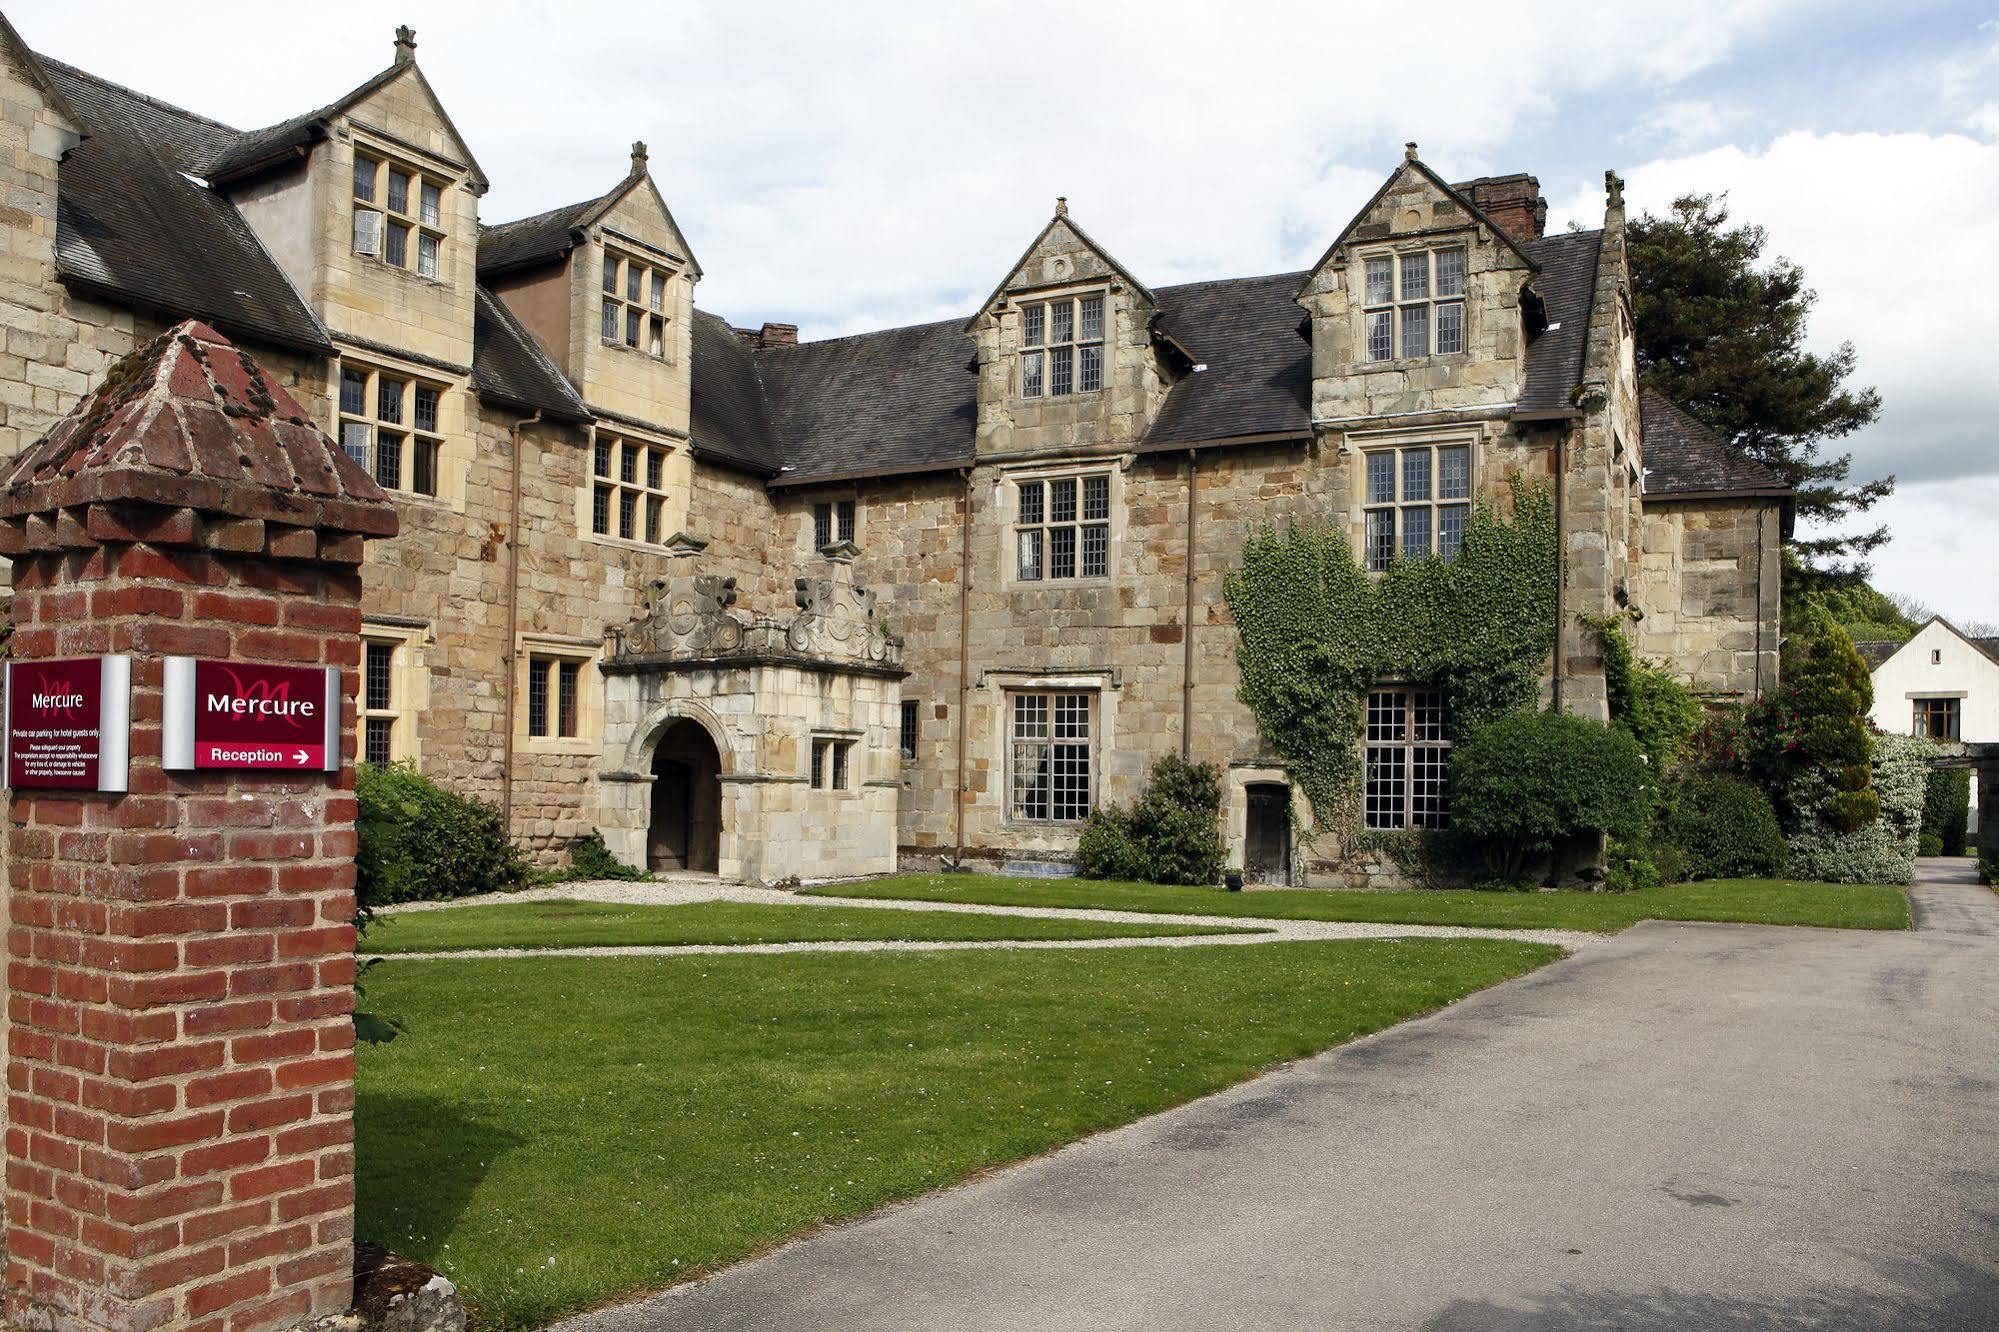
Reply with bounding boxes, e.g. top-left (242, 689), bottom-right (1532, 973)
top-left (813, 498), bottom-right (858, 553)
top-left (1912, 696), bottom-right (1962, 741)
top-left (515, 635), bottom-right (603, 756)
top-left (1006, 689), bottom-right (1097, 824)
top-left (808, 730), bottom-right (863, 794)
top-left (599, 244), bottom-right (675, 362)
top-left (585, 427), bottom-right (676, 550)
top-left (899, 698), bottom-right (921, 761)
top-left (360, 620), bottom-right (429, 767)
top-left (351, 144), bottom-right (449, 281)
top-left (1362, 684), bottom-right (1450, 831)
top-left (1360, 242), bottom-right (1468, 364)
top-left (1347, 426), bottom-right (1478, 574)
top-left (1017, 289), bottom-right (1108, 399)
top-left (335, 357), bottom-right (450, 501)
top-left (1006, 464), bottom-right (1118, 586)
